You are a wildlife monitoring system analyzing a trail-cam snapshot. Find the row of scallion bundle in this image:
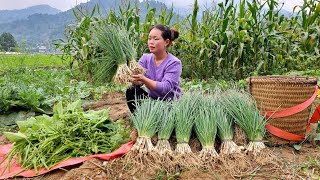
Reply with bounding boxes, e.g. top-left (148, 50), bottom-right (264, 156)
top-left (126, 88), bottom-right (267, 165)
top-left (92, 21), bottom-right (145, 85)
